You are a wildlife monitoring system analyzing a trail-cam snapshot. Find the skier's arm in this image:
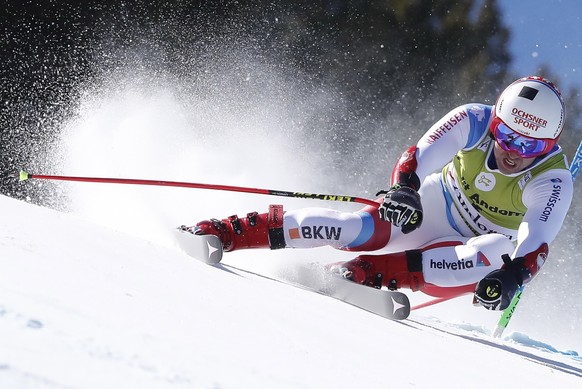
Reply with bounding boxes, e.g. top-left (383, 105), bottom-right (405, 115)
top-left (474, 169), bottom-right (573, 311)
top-left (390, 104), bottom-right (491, 186)
top-left (512, 168), bottom-right (574, 283)
top-left (412, 105), bottom-right (485, 183)
top-left (380, 105), bottom-right (487, 233)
